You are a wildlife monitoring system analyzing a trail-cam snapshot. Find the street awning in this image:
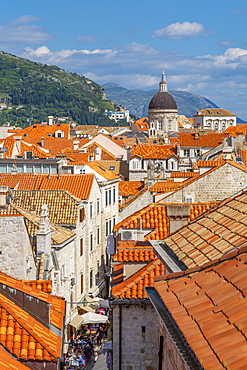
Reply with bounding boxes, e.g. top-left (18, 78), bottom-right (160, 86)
top-left (69, 315), bottom-right (84, 330)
